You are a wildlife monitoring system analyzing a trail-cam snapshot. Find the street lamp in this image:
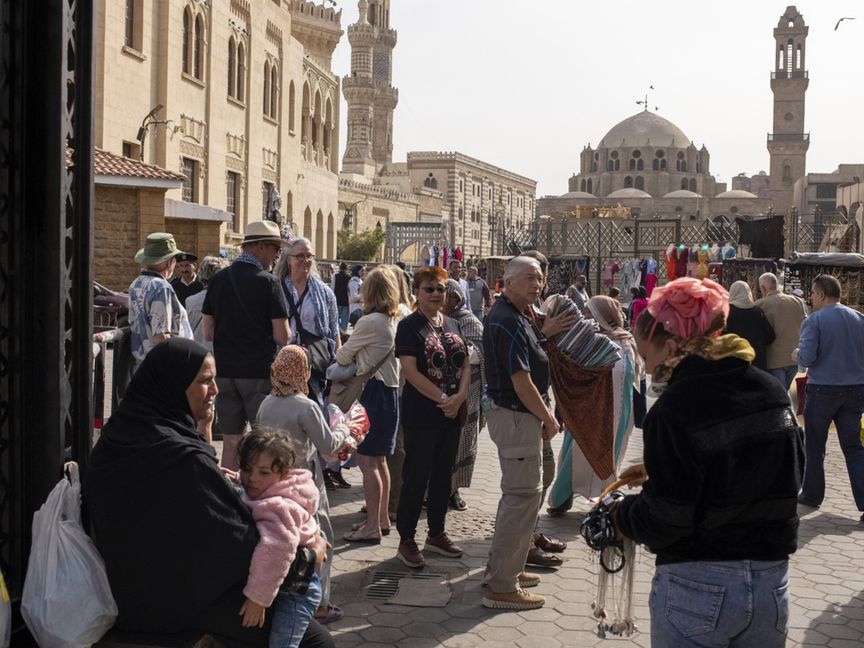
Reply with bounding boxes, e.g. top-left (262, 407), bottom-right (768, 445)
top-left (341, 197), bottom-right (367, 230)
top-left (485, 208), bottom-right (506, 255)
